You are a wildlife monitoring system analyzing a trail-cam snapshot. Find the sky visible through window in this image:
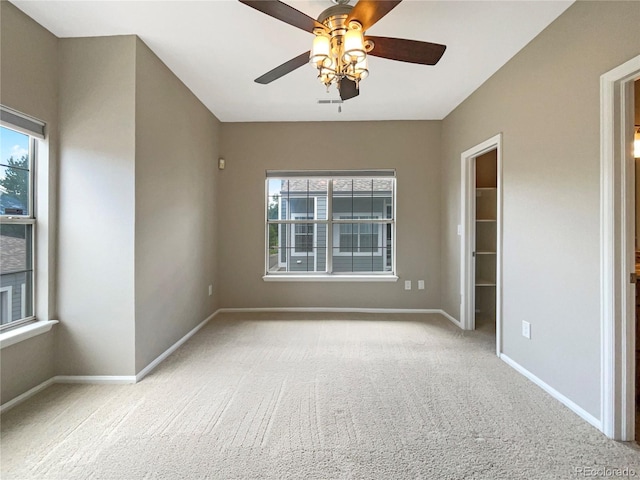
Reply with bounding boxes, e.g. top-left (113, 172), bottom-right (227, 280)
top-left (1, 126), bottom-right (30, 215)
top-left (1, 128), bottom-right (28, 162)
